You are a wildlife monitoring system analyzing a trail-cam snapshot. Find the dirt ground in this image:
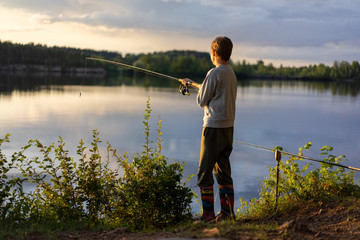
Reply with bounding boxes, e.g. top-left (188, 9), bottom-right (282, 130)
top-left (12, 198), bottom-right (360, 240)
